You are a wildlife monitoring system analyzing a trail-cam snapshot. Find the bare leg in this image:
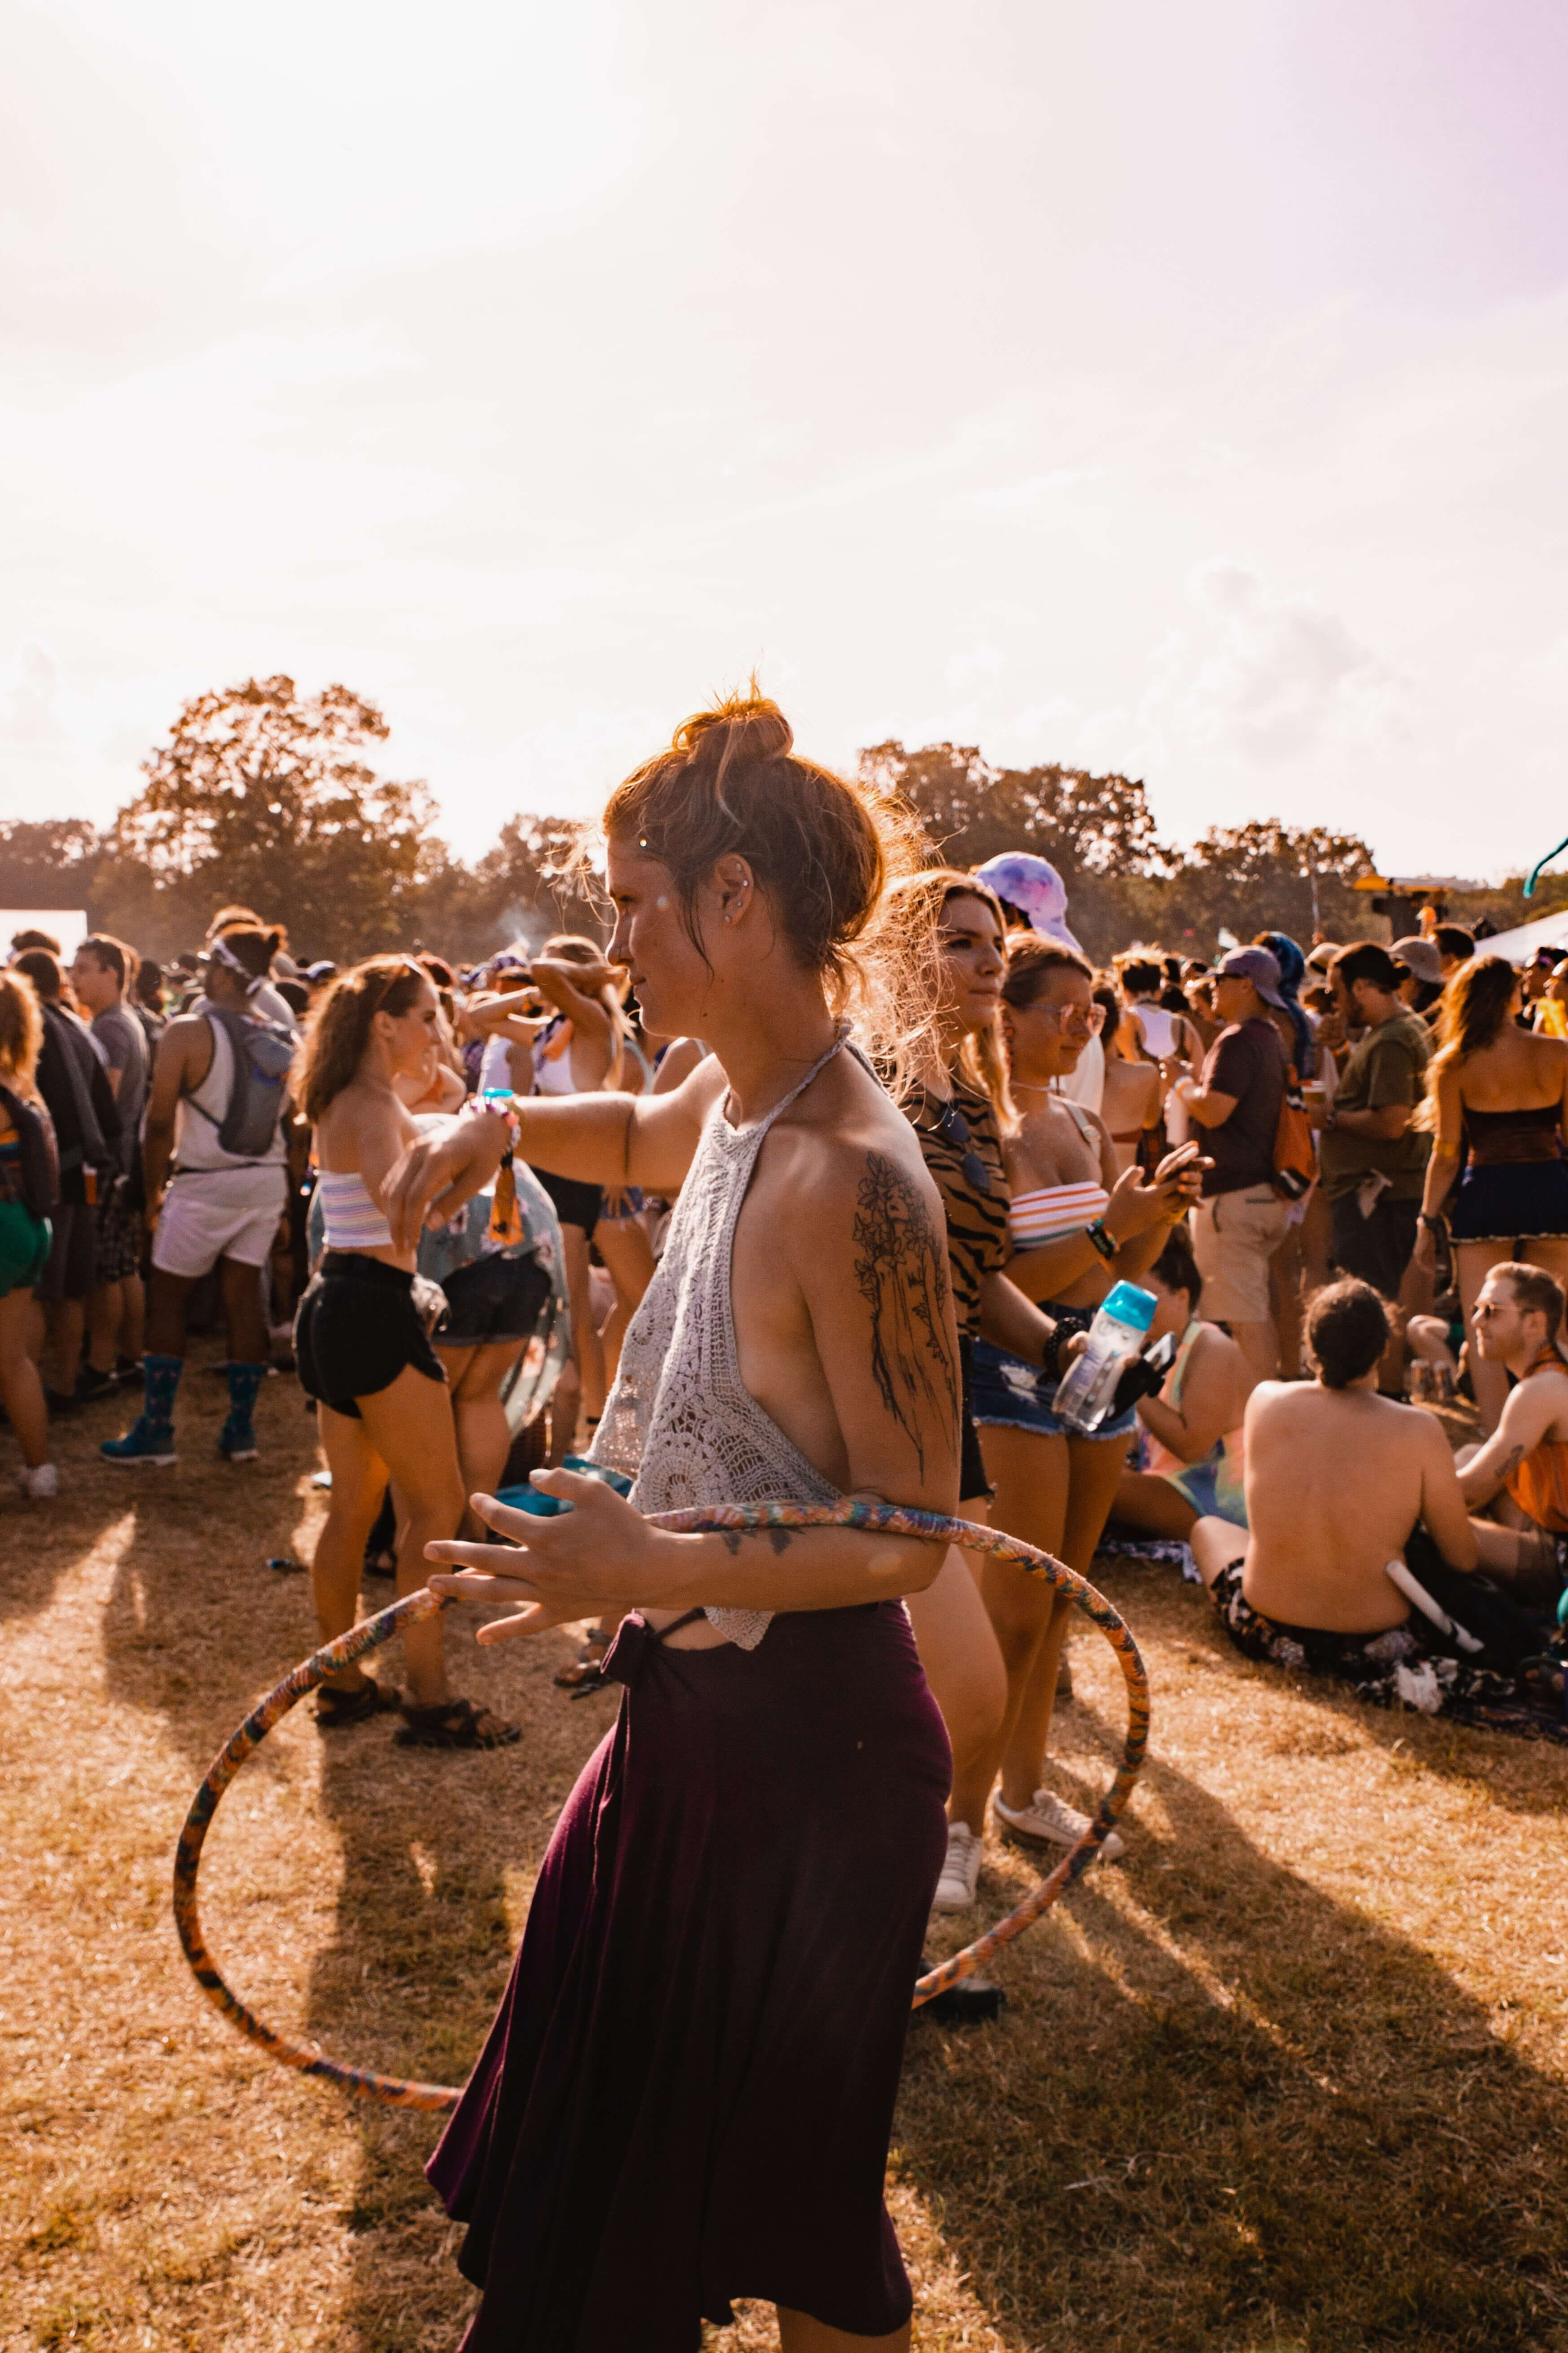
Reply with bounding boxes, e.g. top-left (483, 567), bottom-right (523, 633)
top-left (594, 1213), bottom-right (655, 1387)
top-left (560, 1222), bottom-right (605, 1425)
top-left (355, 1364), bottom-right (466, 1708)
top-left (777, 2306), bottom-right (910, 2352)
top-left (144, 1265), bottom-right (198, 1358)
top-left (1001, 1432), bottom-right (1129, 1805)
top-left (1269, 1221), bottom-right (1304, 1386)
top-left (43, 1297), bottom-right (84, 1395)
top-left (1191, 1514), bottom-right (1246, 1588)
top-left (1228, 1316), bottom-right (1280, 1384)
top-left (438, 1338), bottom-right (524, 1532)
top-left (312, 1404), bottom-right (391, 1695)
top-left (1456, 1241), bottom-right (1515, 1433)
top-left (1110, 1467), bottom-right (1200, 1540)
top-left (905, 1527), bottom-right (1006, 1834)
top-left (1470, 1515), bottom-right (1561, 1598)
top-left (0, 1289), bottom-right (50, 1466)
top-left (974, 1427), bottom-right (1069, 1814)
top-left (219, 1253), bottom-right (269, 1365)
top-left (86, 1280), bottom-right (123, 1376)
